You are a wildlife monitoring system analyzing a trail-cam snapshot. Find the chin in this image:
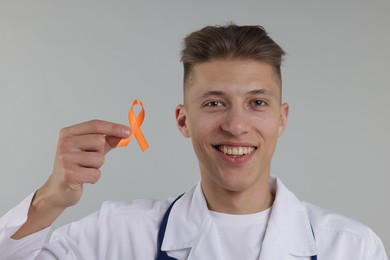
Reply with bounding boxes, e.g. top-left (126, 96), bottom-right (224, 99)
top-left (216, 176), bottom-right (256, 193)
